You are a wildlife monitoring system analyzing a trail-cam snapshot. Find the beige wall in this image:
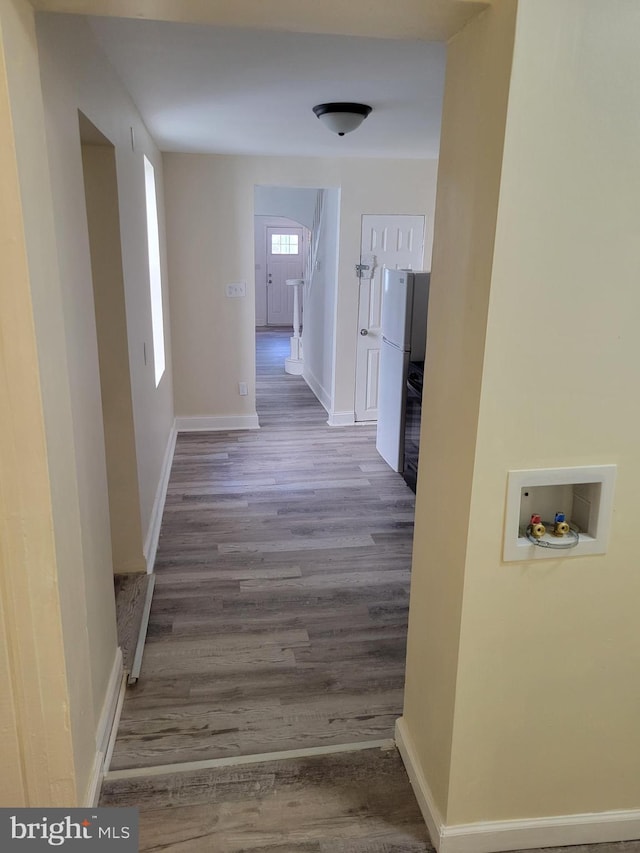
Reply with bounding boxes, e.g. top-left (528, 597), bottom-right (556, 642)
top-left (81, 141), bottom-right (146, 574)
top-left (164, 154), bottom-right (438, 419)
top-left (404, 0), bottom-right (640, 829)
top-left (30, 12), bottom-right (176, 797)
top-left (0, 0), bottom-right (80, 805)
top-left (447, 0), bottom-right (640, 823)
top-left (29, 0), bottom-right (488, 42)
top-left (0, 6), bottom-right (176, 805)
top-left (36, 13), bottom-right (174, 560)
top-left (403, 0), bottom-right (517, 819)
